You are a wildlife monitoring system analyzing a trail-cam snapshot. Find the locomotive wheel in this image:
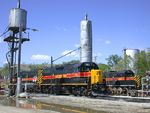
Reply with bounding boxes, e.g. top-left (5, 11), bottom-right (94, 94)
top-left (122, 88), bottom-right (128, 95)
top-left (72, 89), bottom-right (79, 96)
top-left (117, 87), bottom-right (123, 95)
top-left (128, 89), bottom-right (136, 97)
top-left (112, 87), bottom-right (117, 95)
